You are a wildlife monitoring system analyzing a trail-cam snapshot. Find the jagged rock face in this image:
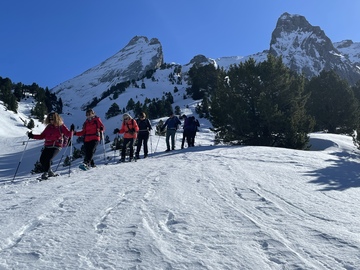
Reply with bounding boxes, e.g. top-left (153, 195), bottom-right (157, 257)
top-left (269, 13), bottom-right (360, 85)
top-left (52, 36), bottom-right (163, 109)
top-left (334, 40), bottom-right (360, 68)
